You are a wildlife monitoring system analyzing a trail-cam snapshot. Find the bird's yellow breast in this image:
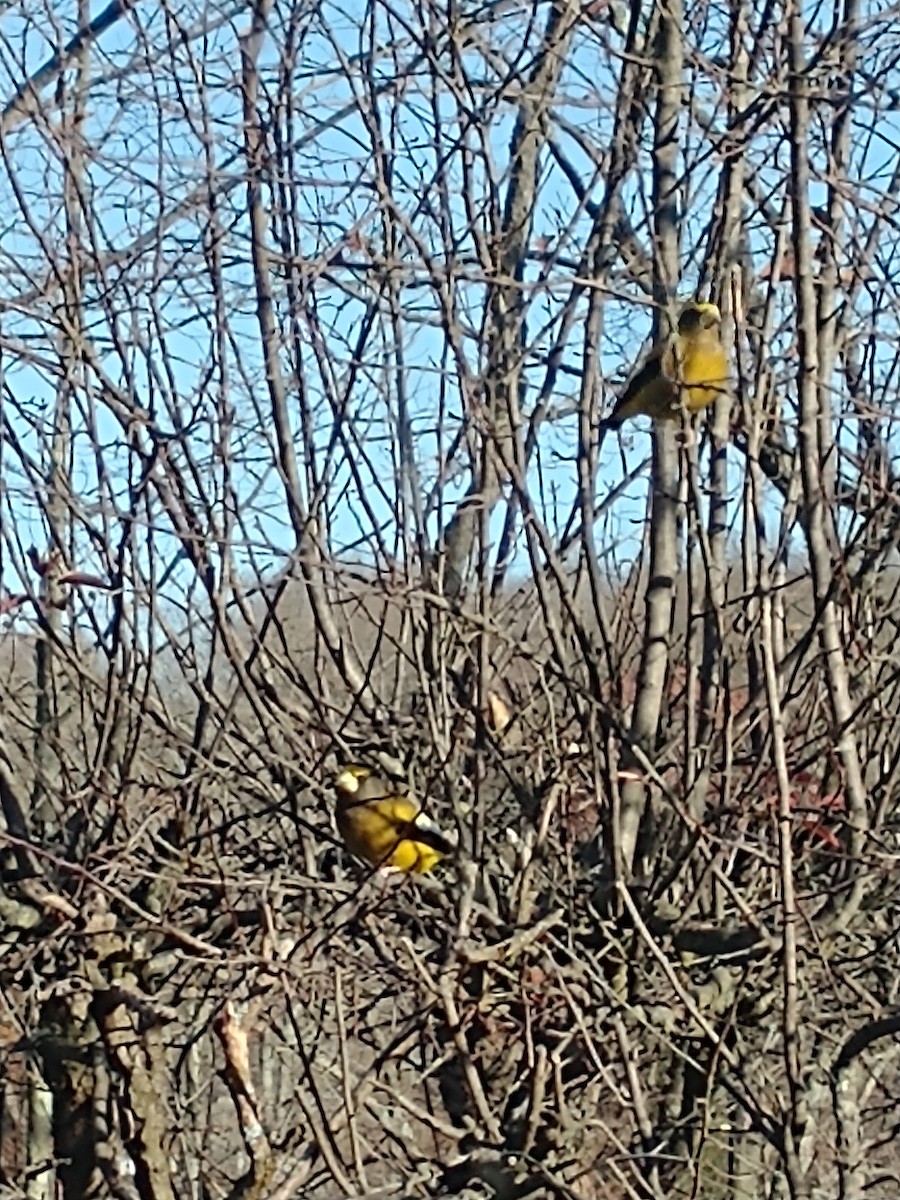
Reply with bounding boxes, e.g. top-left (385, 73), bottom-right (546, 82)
top-left (336, 796), bottom-right (442, 873)
top-left (677, 336), bottom-right (730, 413)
